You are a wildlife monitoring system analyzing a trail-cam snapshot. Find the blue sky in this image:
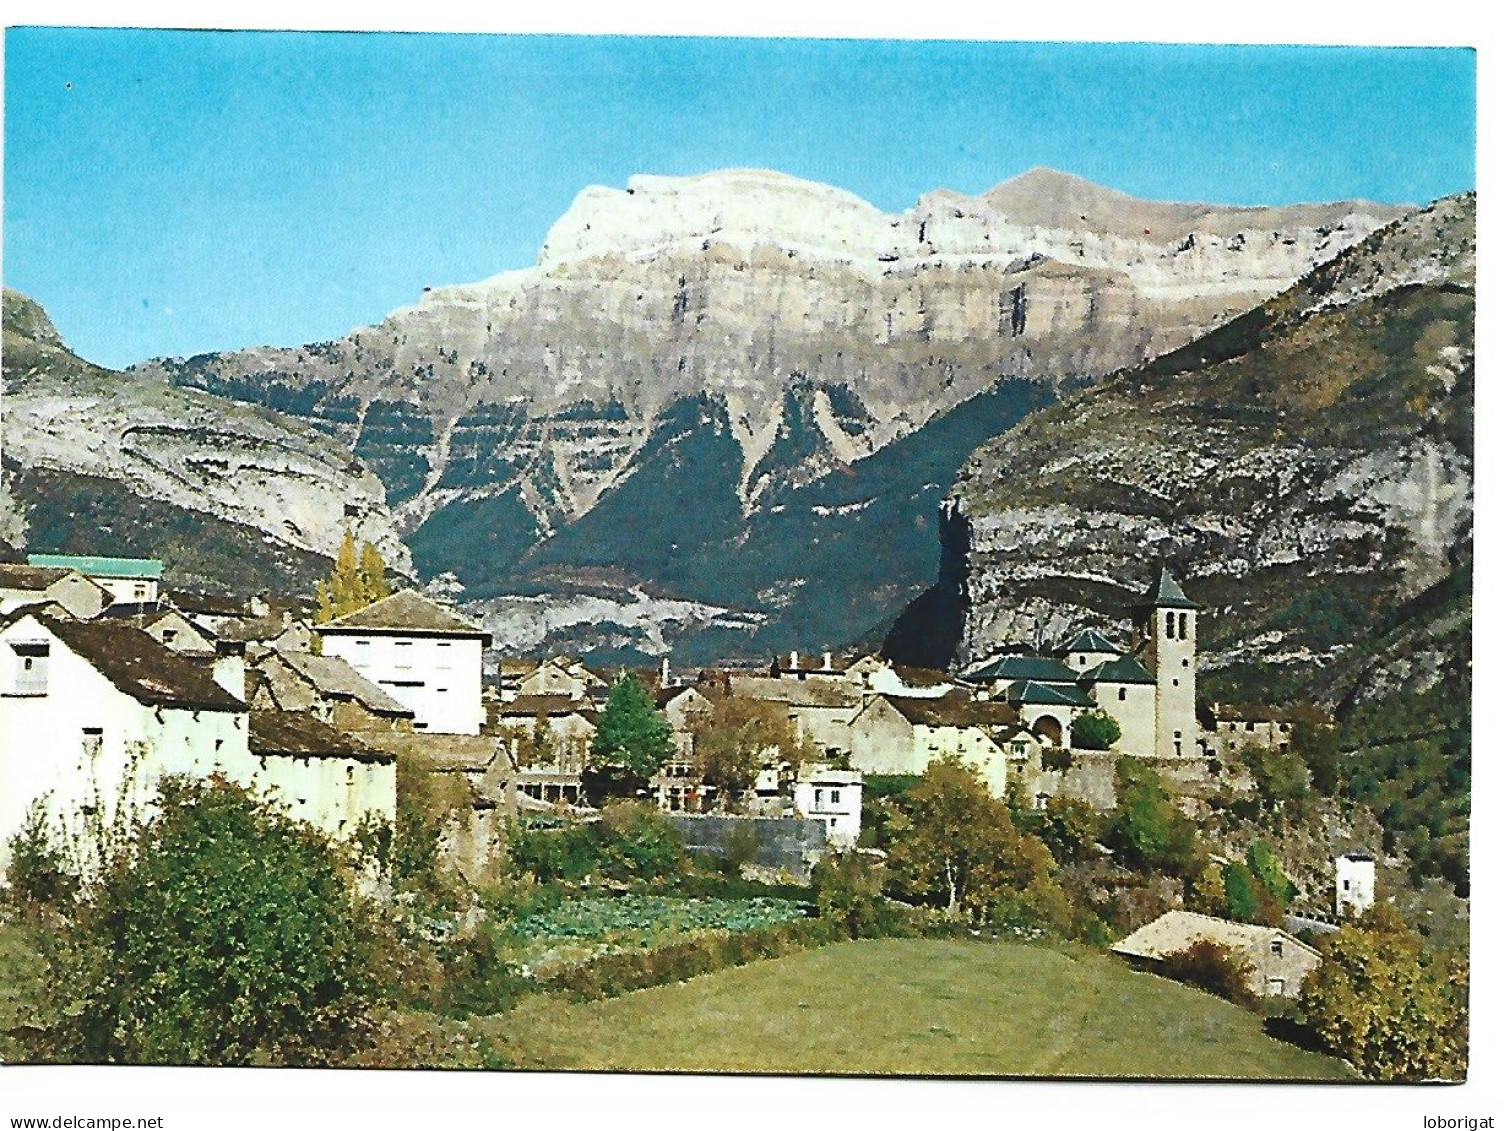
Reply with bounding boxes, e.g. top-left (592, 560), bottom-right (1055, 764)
top-left (3, 28), bottom-right (1476, 369)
